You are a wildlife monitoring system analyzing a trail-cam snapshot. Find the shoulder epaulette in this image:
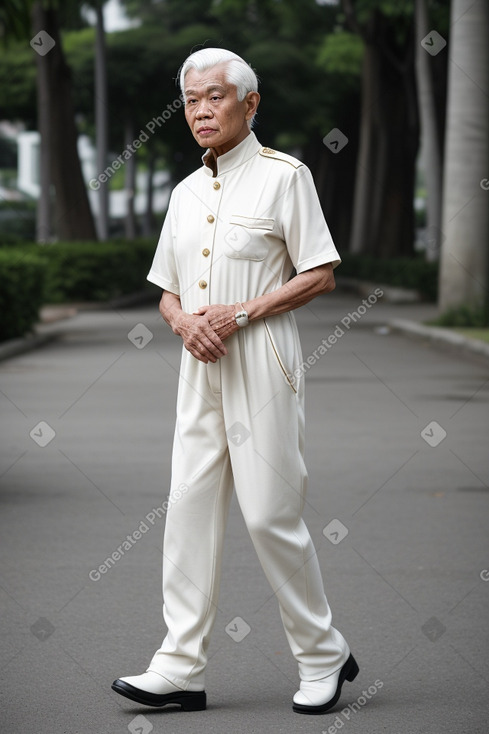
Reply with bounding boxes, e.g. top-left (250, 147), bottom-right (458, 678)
top-left (259, 147), bottom-right (302, 169)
